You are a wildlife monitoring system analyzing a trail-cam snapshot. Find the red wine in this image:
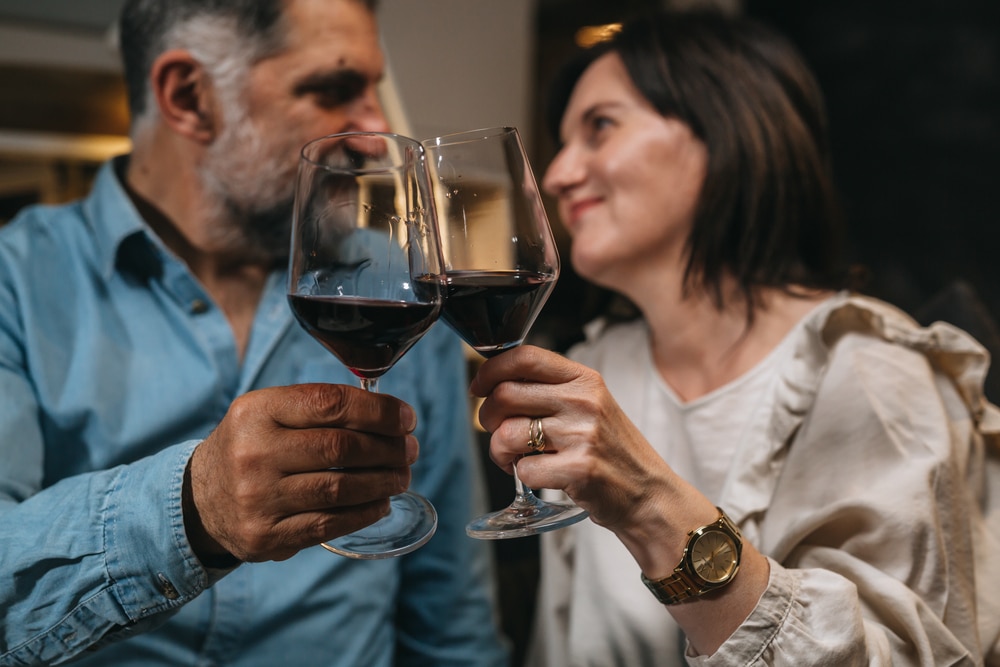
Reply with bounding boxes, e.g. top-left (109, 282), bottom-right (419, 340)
top-left (427, 270), bottom-right (555, 358)
top-left (289, 294), bottom-right (439, 378)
